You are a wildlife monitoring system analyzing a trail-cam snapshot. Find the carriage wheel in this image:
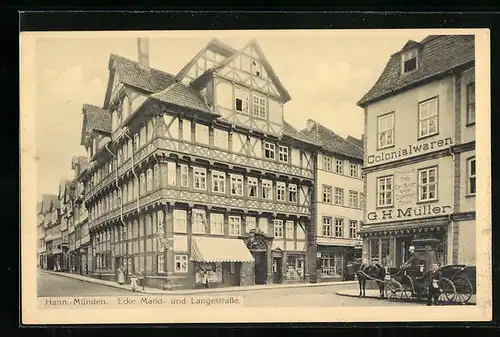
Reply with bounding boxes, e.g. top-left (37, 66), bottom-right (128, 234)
top-left (439, 277), bottom-right (457, 304)
top-left (385, 280), bottom-right (402, 300)
top-left (452, 276), bottom-right (473, 304)
top-left (401, 277), bottom-right (414, 301)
